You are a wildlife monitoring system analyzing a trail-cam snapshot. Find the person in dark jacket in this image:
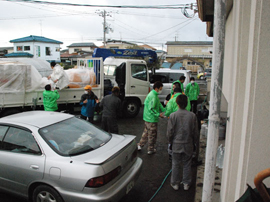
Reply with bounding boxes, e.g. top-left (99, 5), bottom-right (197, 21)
top-left (80, 85), bottom-right (99, 123)
top-left (99, 86), bottom-right (121, 134)
top-left (43, 84), bottom-right (60, 111)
